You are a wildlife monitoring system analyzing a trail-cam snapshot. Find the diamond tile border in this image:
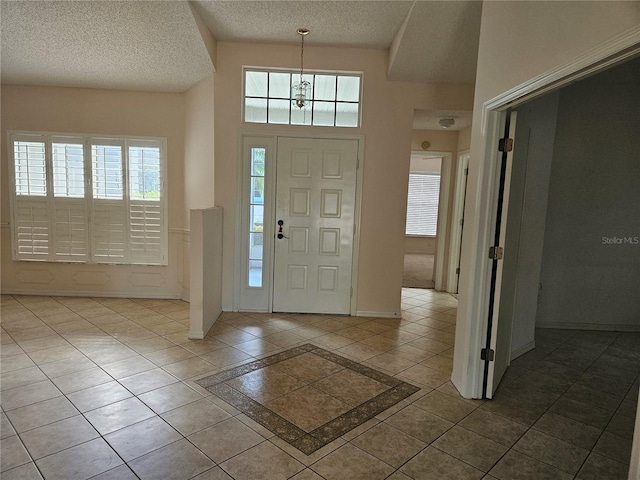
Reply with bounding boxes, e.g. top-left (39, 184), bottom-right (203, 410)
top-left (195, 344), bottom-right (420, 454)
